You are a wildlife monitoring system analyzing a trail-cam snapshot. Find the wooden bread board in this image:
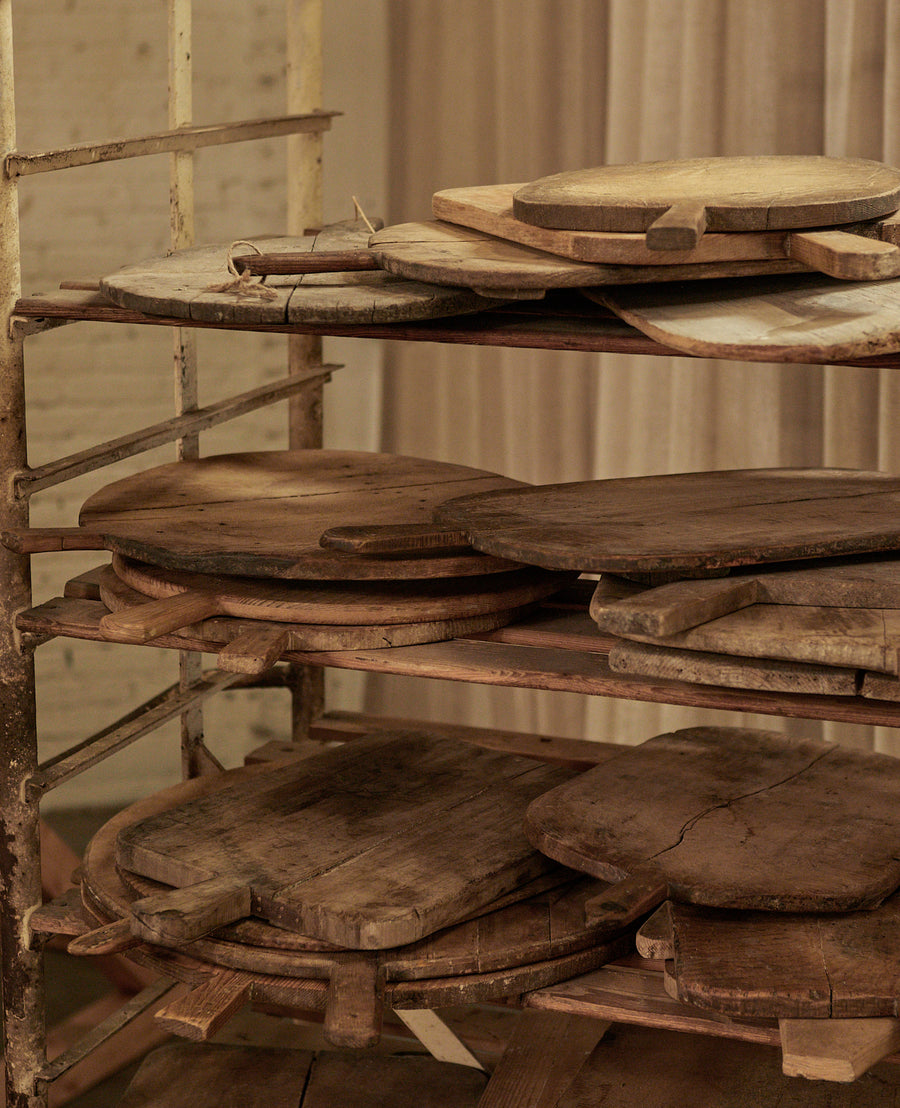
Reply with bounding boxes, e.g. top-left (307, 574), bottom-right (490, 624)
top-left (433, 182), bottom-right (900, 280)
top-left (524, 726), bottom-right (900, 921)
top-left (592, 273), bottom-right (900, 363)
top-left (99, 221), bottom-right (505, 324)
top-left (71, 449), bottom-right (528, 580)
top-left (429, 467), bottom-right (900, 574)
top-left (116, 731), bottom-right (576, 950)
top-left (95, 552), bottom-right (564, 645)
